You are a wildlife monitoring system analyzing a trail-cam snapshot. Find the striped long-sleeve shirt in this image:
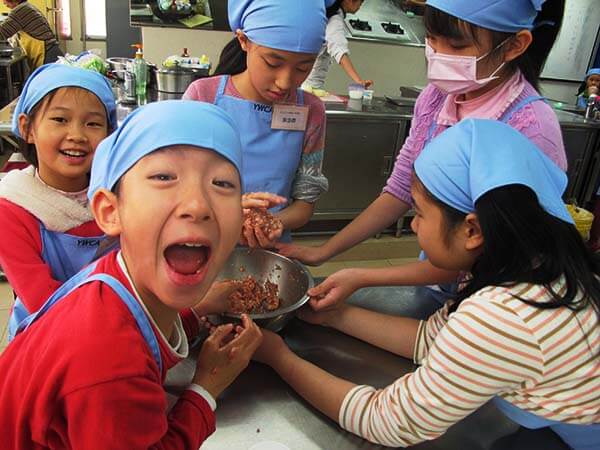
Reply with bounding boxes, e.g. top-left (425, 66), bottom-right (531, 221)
top-left (0, 2), bottom-right (57, 51)
top-left (339, 279), bottom-right (600, 447)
